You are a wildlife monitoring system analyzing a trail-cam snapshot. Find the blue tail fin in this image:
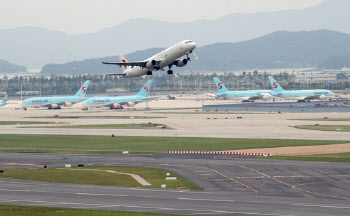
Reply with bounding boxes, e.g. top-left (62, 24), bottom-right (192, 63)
top-left (268, 76), bottom-right (284, 92)
top-left (74, 80), bottom-right (90, 97)
top-left (3, 95), bottom-right (7, 102)
top-left (137, 80), bottom-right (152, 97)
top-left (213, 77), bottom-right (229, 93)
